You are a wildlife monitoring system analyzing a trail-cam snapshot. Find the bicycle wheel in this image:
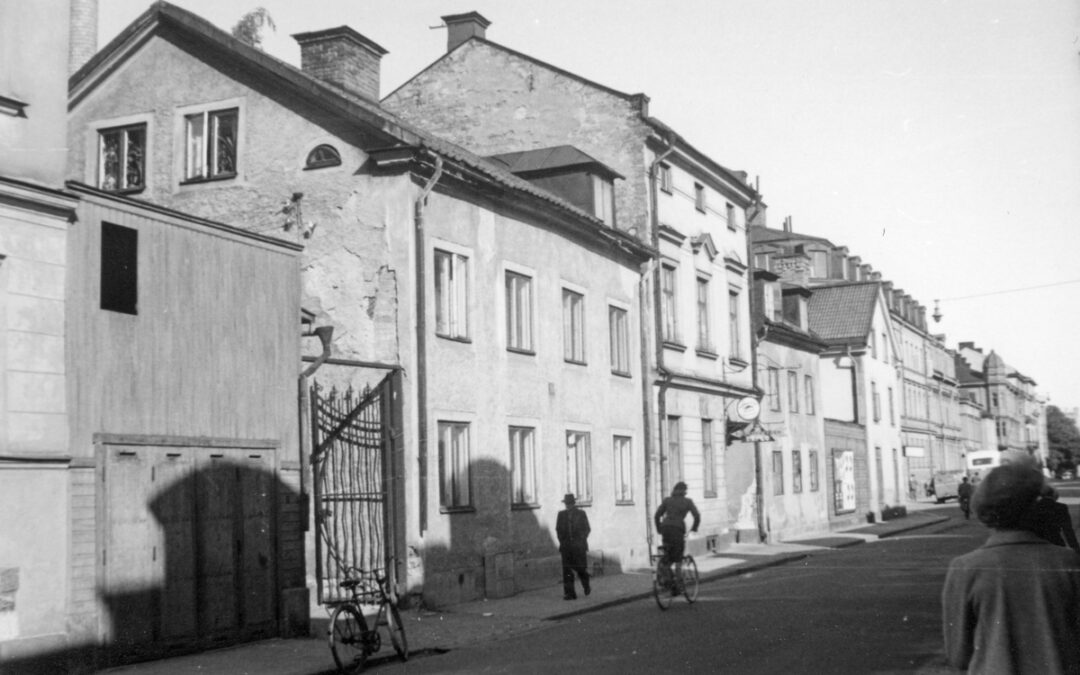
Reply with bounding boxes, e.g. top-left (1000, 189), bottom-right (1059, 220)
top-left (329, 604), bottom-right (368, 674)
top-left (386, 602), bottom-right (409, 660)
top-left (682, 556), bottom-right (699, 603)
top-left (652, 559), bottom-right (674, 610)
